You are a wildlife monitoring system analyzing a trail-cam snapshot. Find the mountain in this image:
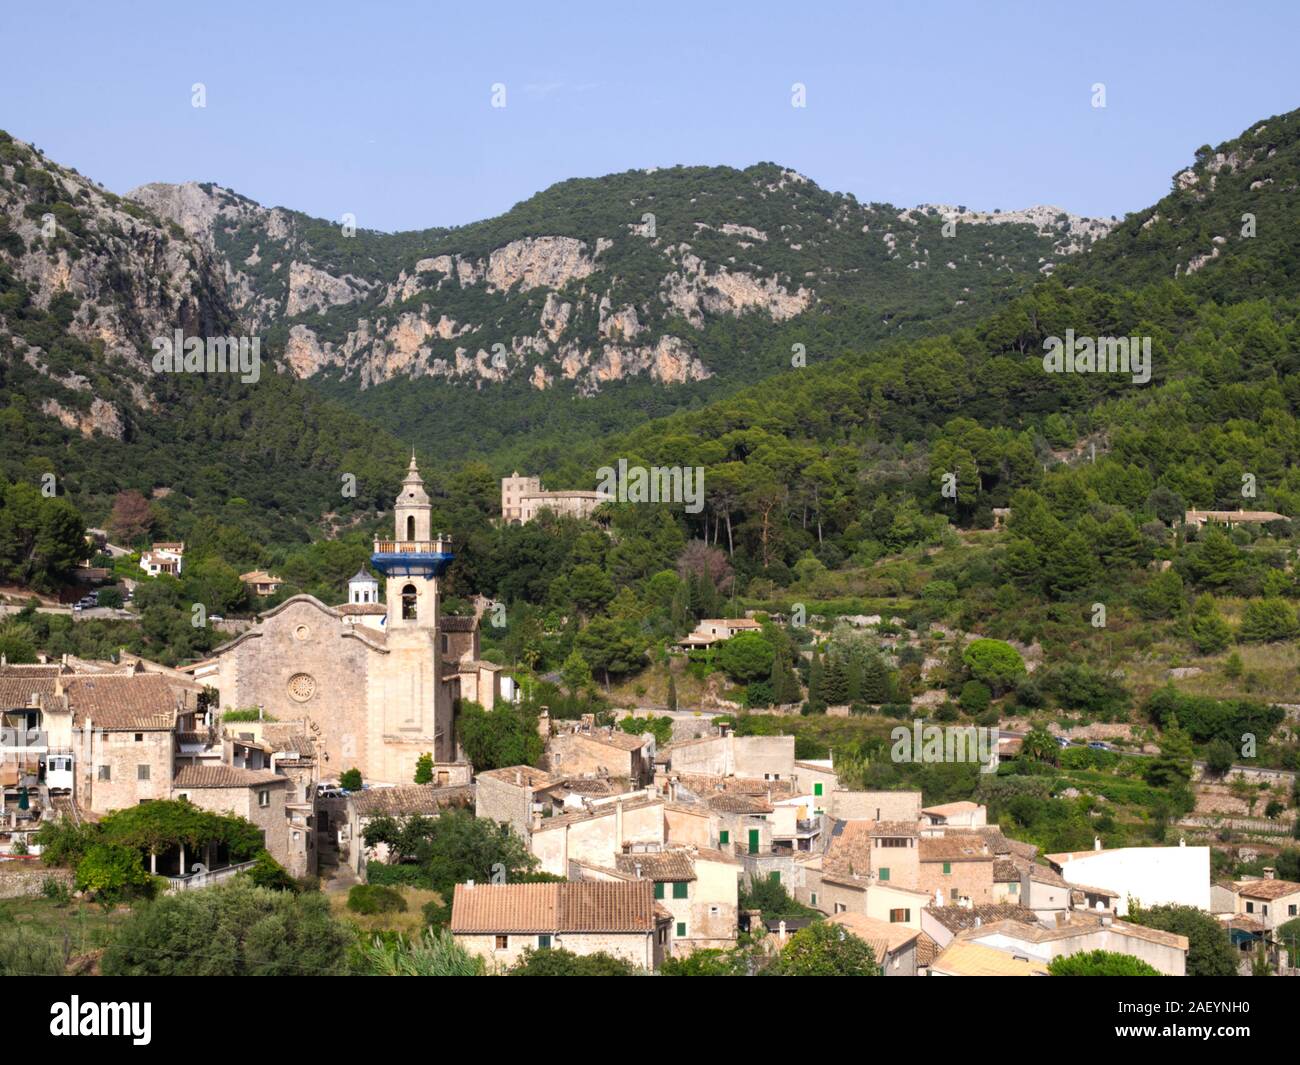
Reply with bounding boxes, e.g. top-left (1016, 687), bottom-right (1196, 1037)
top-left (1059, 108), bottom-right (1300, 302)
top-left (128, 165), bottom-right (1111, 459)
top-left (0, 131), bottom-right (409, 541)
